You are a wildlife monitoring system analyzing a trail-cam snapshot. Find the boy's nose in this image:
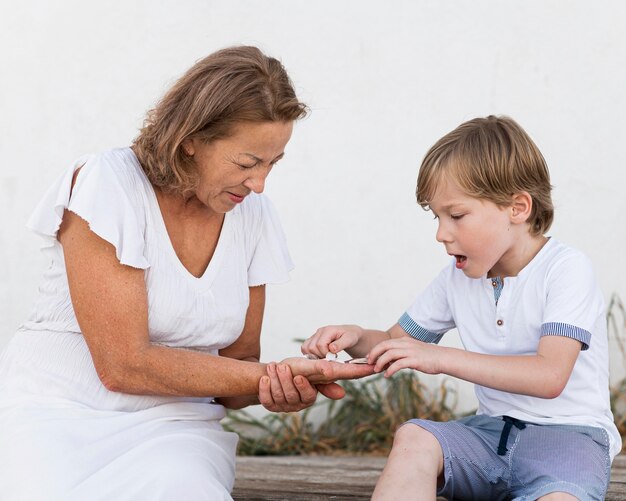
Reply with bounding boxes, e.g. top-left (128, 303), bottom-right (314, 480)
top-left (436, 223), bottom-right (452, 243)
